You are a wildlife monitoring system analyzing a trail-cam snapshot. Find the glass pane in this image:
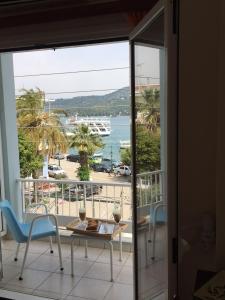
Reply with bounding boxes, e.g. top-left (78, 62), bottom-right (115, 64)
top-left (134, 44), bottom-right (168, 299)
